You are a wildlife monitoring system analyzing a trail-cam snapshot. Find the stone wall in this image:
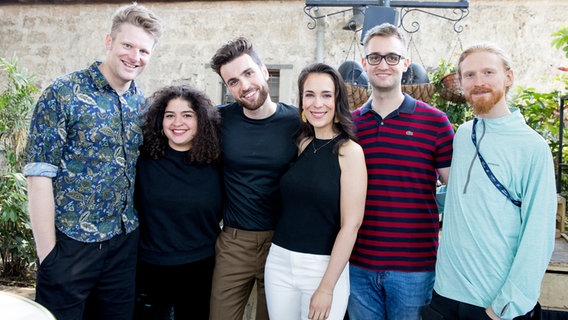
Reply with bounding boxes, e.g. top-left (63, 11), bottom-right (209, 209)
top-left (0, 0), bottom-right (567, 106)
